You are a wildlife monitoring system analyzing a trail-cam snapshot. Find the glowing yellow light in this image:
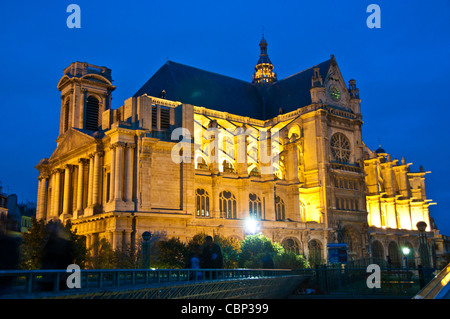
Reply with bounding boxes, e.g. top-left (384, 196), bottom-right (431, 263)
top-left (441, 272), bottom-right (450, 286)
